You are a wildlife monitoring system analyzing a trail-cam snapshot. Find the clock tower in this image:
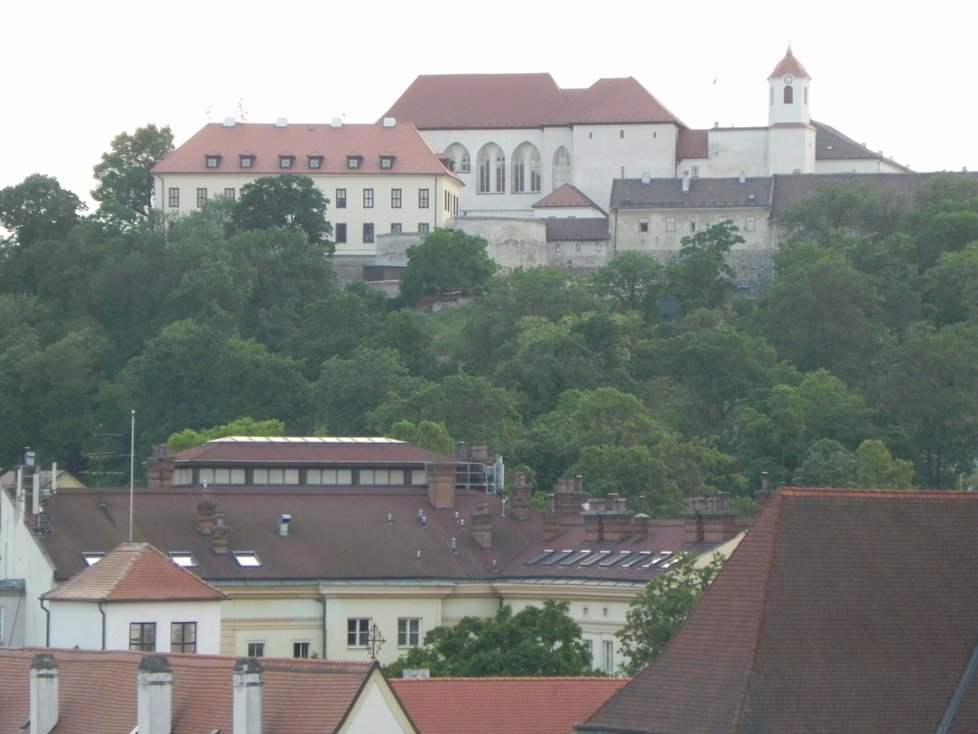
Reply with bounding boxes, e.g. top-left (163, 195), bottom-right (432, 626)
top-left (767, 46), bottom-right (816, 174)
